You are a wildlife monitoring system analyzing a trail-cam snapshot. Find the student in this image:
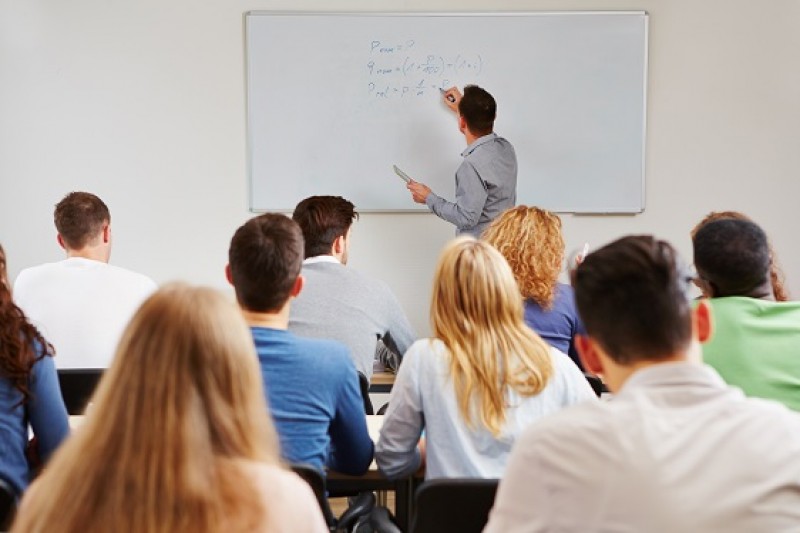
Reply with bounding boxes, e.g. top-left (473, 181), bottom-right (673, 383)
top-left (290, 196), bottom-right (416, 378)
top-left (227, 213), bottom-right (373, 474)
top-left (483, 205), bottom-right (584, 368)
top-left (13, 192), bottom-right (157, 369)
top-left (485, 236), bottom-right (800, 533)
top-left (694, 218), bottom-right (800, 410)
top-left (0, 244), bottom-right (69, 497)
top-left (691, 210), bottom-right (789, 301)
top-left (406, 85), bottom-right (517, 237)
top-left (375, 237), bottom-right (594, 480)
top-left (11, 284), bottom-right (327, 533)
